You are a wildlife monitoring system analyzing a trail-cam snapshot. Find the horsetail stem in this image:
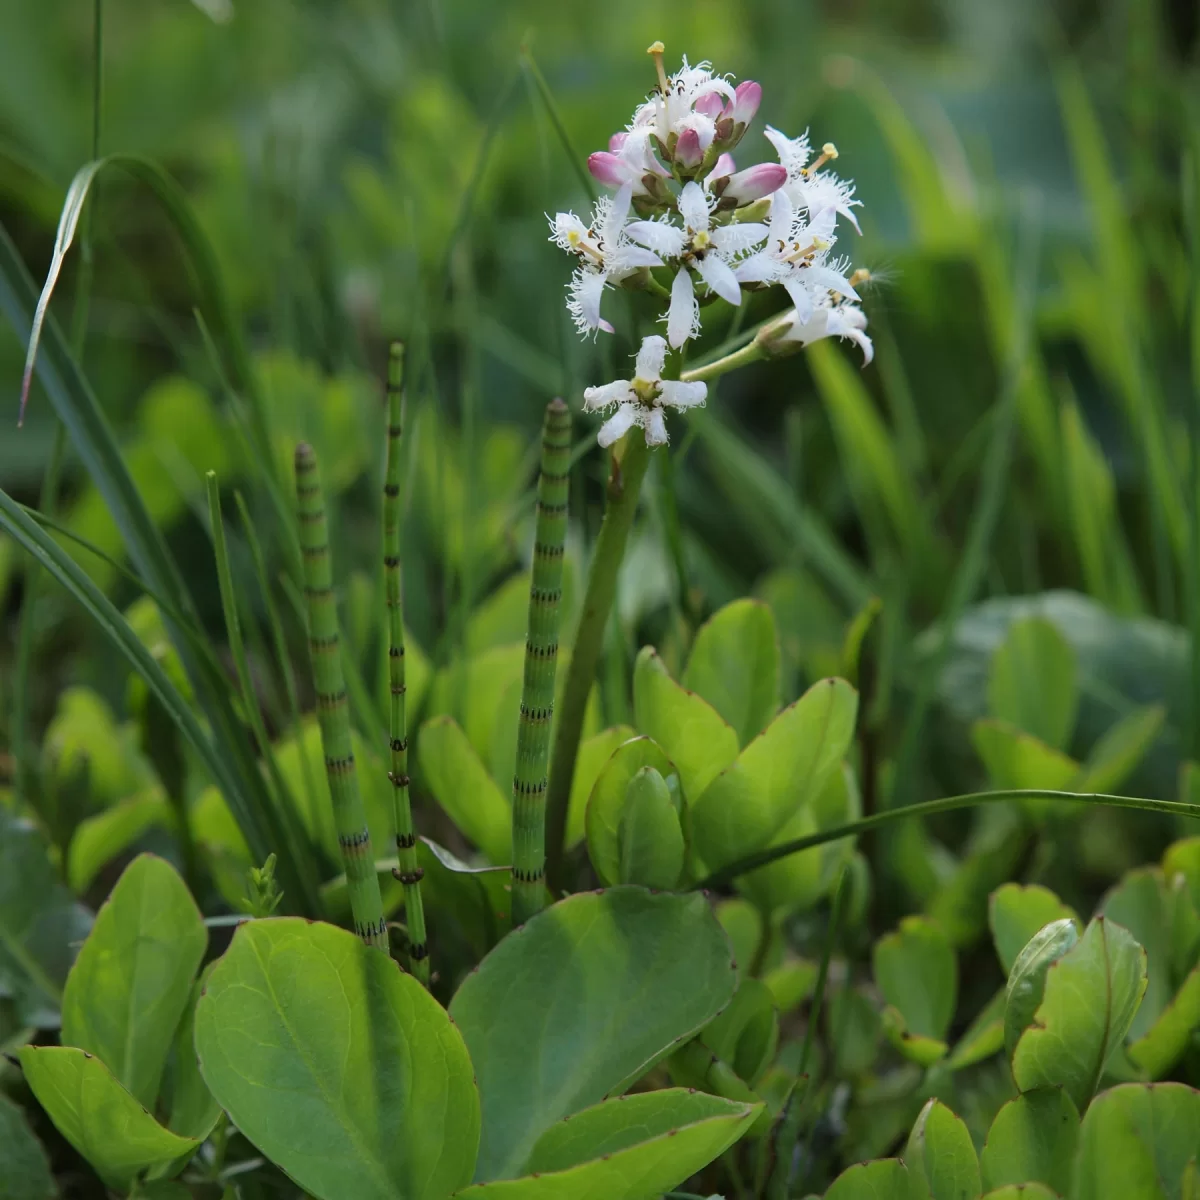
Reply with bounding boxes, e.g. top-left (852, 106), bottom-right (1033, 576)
top-left (510, 398), bottom-right (572, 925)
top-left (294, 443), bottom-right (388, 951)
top-left (383, 344), bottom-right (430, 985)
